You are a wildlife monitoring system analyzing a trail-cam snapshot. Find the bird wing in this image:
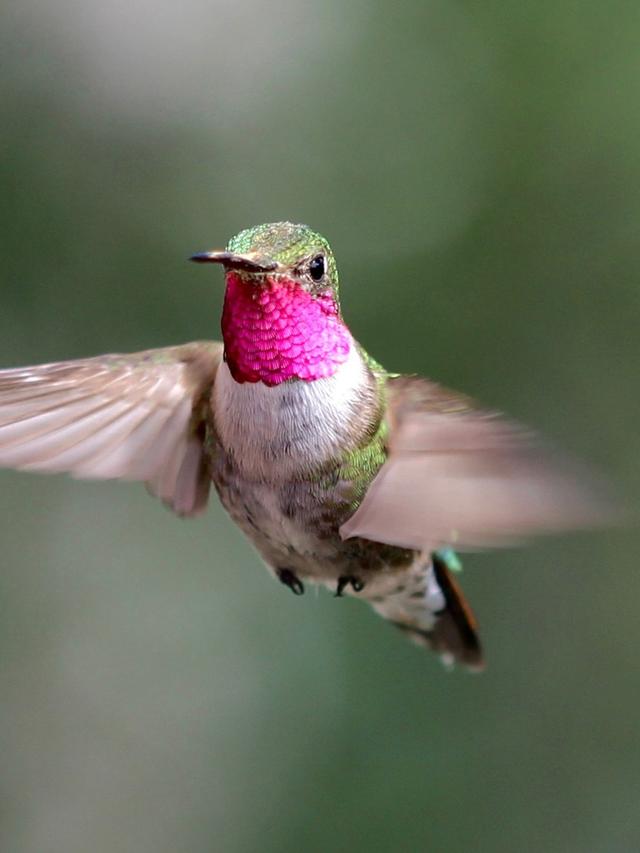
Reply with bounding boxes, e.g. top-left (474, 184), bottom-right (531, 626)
top-left (340, 375), bottom-right (613, 551)
top-left (0, 341), bottom-right (223, 517)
